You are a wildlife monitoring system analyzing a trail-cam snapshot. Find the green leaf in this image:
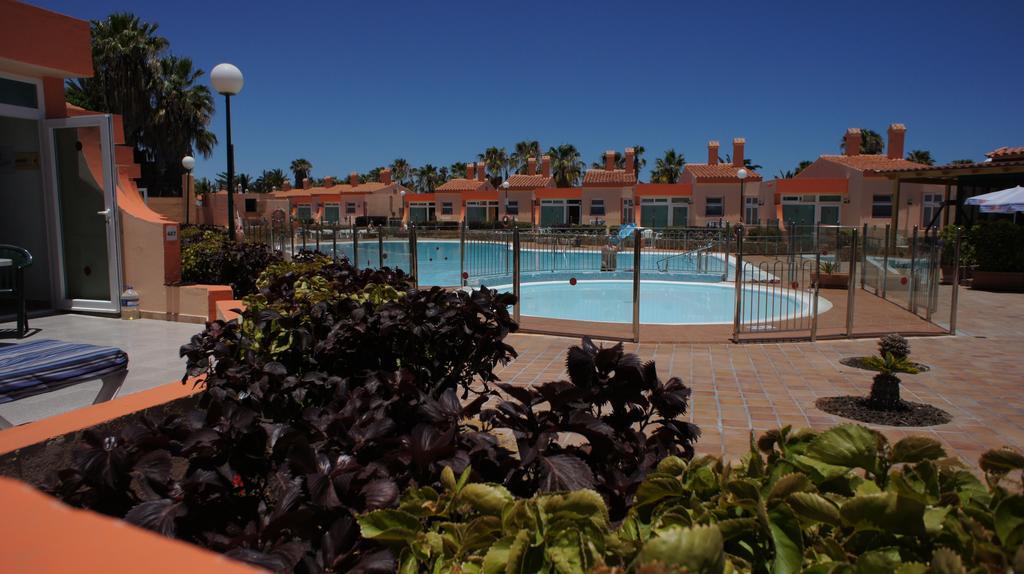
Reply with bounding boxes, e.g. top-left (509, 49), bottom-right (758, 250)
top-left (543, 489), bottom-right (610, 528)
top-left (894, 563), bottom-right (927, 574)
top-left (855, 548), bottom-right (902, 574)
top-left (545, 533), bottom-right (586, 574)
top-left (923, 507), bottom-right (951, 535)
top-left (637, 524), bottom-right (725, 574)
top-left (789, 454), bottom-right (853, 482)
top-left (890, 437), bottom-right (946, 464)
top-left (725, 479), bottom-right (762, 505)
top-left (715, 518), bottom-right (759, 541)
top-left (459, 483), bottom-right (514, 516)
top-left (481, 536), bottom-right (513, 574)
top-left (768, 473), bottom-right (815, 501)
top-left (840, 493), bottom-right (926, 536)
top-left (634, 476), bottom-right (685, 509)
top-left (768, 504), bottom-right (804, 574)
top-left (441, 466), bottom-right (457, 492)
top-left (994, 495), bottom-right (1024, 548)
top-left (656, 456), bottom-right (688, 476)
top-left (787, 492), bottom-right (841, 526)
top-left (928, 548), bottom-right (966, 574)
top-left (806, 424), bottom-right (882, 473)
top-left (358, 509), bottom-right (422, 542)
top-left (979, 448), bottom-right (1024, 475)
